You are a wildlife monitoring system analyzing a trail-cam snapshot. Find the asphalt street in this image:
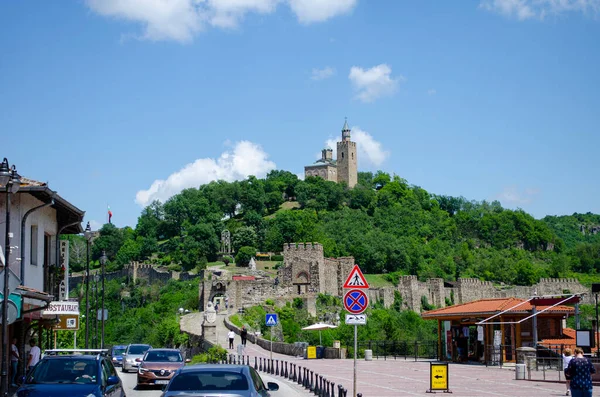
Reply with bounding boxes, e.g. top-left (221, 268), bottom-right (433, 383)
top-left (118, 365), bottom-right (308, 397)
